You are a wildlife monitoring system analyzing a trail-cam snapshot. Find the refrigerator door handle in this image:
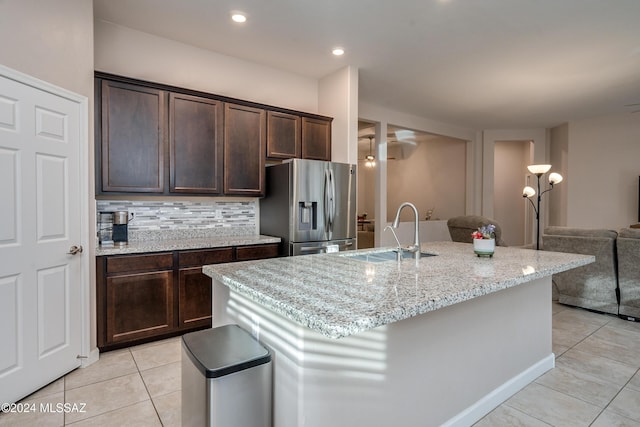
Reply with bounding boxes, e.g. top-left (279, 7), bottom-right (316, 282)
top-left (298, 242), bottom-right (347, 253)
top-left (300, 245), bottom-right (331, 253)
top-left (329, 169), bottom-right (336, 229)
top-left (300, 246), bottom-right (326, 252)
top-left (323, 170), bottom-right (329, 229)
top-left (324, 169), bottom-right (333, 238)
